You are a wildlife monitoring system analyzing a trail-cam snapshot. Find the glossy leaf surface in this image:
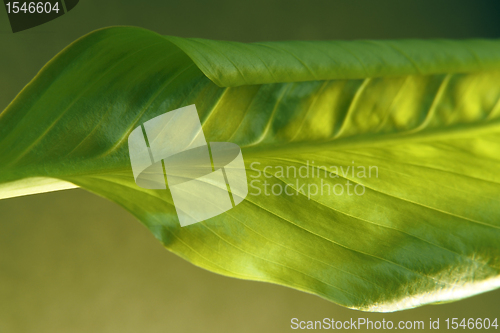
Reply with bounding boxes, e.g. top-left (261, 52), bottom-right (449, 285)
top-left (1, 27), bottom-right (499, 311)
